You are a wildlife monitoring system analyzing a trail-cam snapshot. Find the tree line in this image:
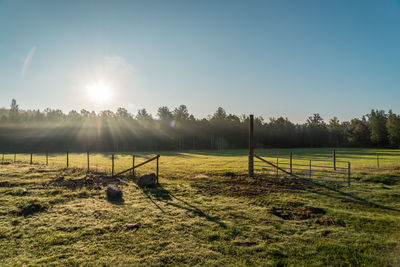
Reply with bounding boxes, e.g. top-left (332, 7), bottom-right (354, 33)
top-left (0, 99), bottom-right (399, 152)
